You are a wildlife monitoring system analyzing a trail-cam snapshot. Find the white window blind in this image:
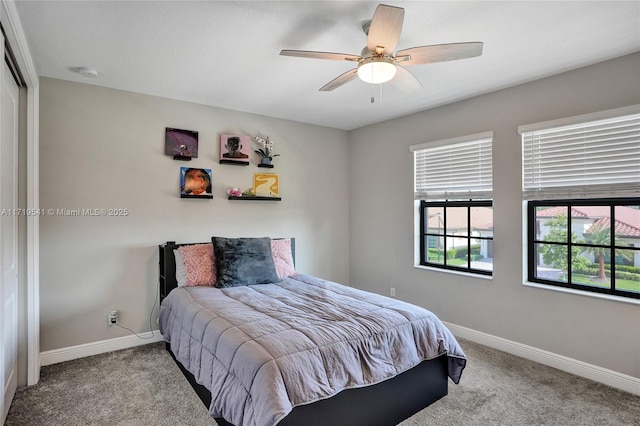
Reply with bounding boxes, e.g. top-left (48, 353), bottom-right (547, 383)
top-left (411, 132), bottom-right (493, 200)
top-left (520, 106), bottom-right (640, 200)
